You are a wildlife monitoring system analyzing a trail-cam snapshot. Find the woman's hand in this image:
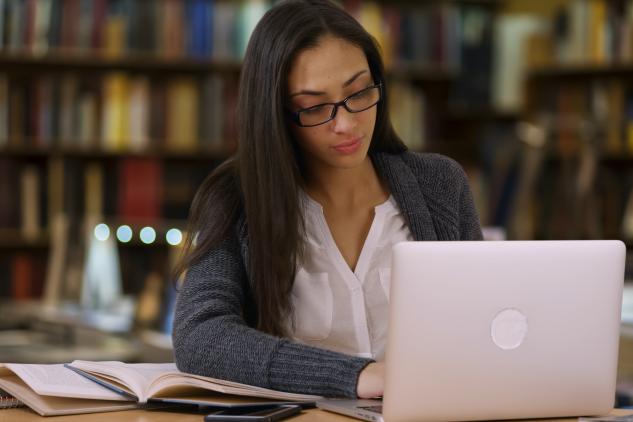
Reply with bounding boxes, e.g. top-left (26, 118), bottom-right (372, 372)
top-left (356, 362), bottom-right (384, 398)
